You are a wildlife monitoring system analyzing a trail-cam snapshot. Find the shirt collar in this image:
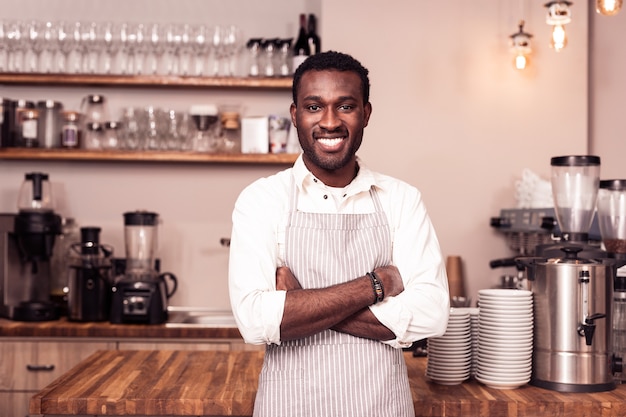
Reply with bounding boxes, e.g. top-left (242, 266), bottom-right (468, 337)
top-left (292, 154), bottom-right (378, 197)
